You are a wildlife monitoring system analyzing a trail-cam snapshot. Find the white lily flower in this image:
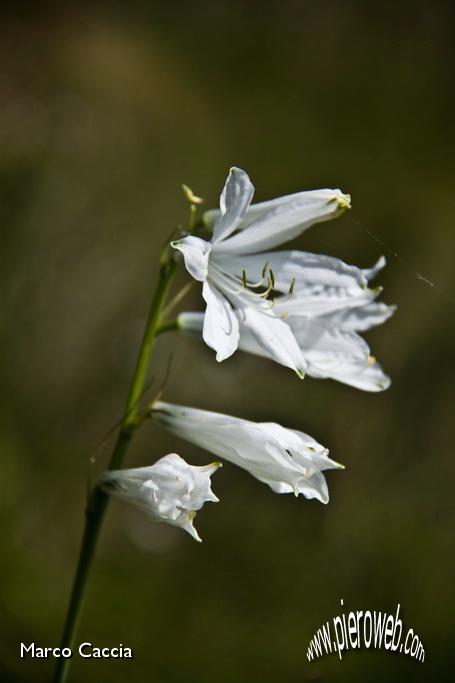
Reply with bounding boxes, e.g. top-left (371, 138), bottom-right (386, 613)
top-left (171, 167), bottom-right (352, 377)
top-left (152, 402), bottom-right (343, 504)
top-left (100, 453), bottom-right (221, 542)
